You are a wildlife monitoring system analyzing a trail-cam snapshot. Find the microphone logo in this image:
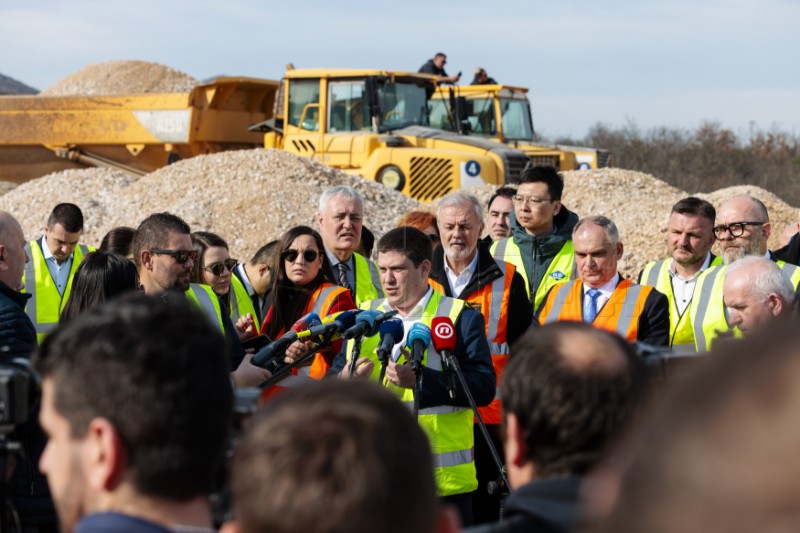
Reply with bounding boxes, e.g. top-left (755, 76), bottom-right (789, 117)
top-left (433, 321), bottom-right (455, 340)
